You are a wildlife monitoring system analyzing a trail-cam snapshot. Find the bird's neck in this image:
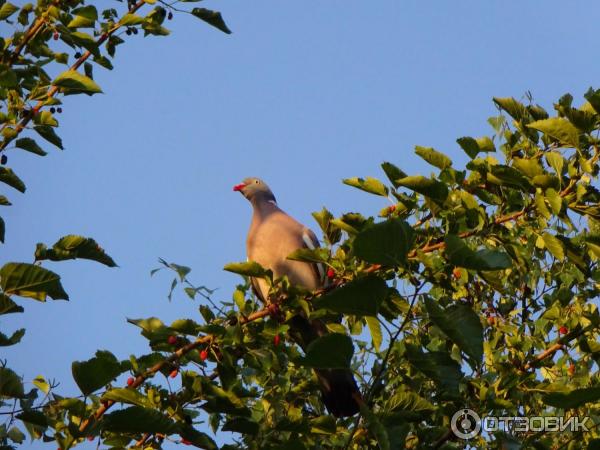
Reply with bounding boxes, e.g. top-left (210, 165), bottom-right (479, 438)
top-left (251, 196), bottom-right (280, 218)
